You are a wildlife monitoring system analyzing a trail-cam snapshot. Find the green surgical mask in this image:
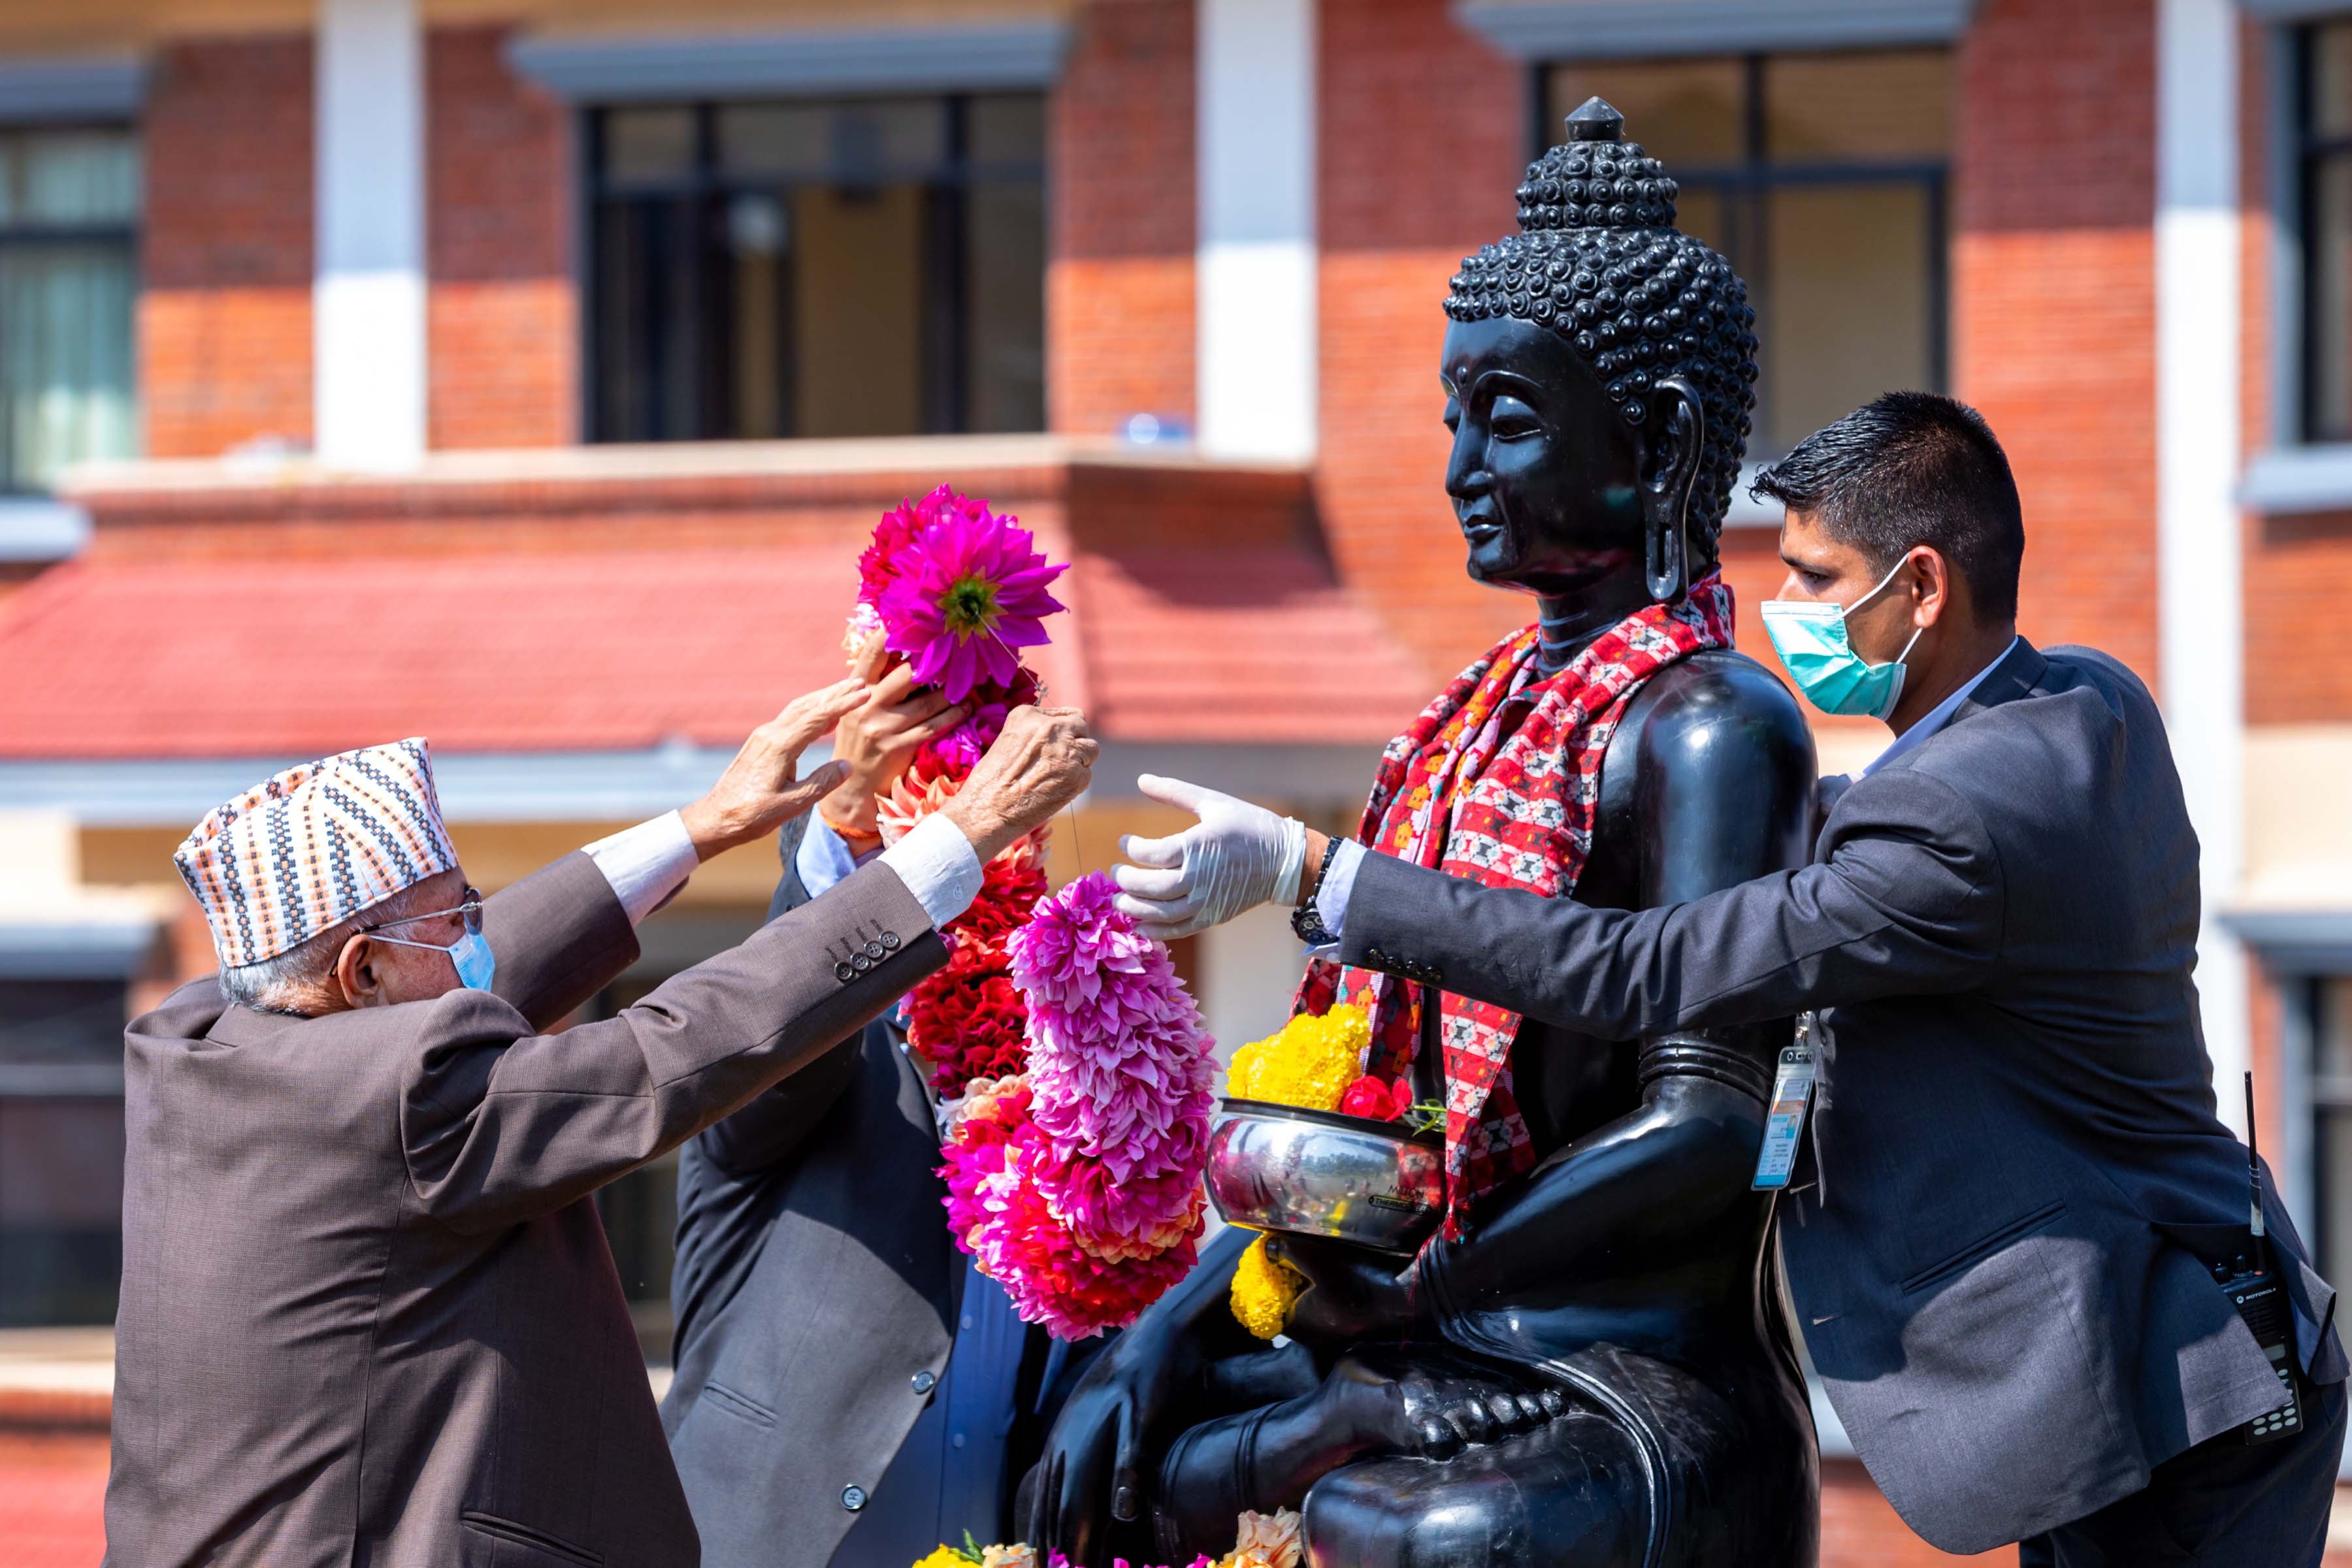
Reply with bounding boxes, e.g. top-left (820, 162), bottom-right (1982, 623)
top-left (1759, 558), bottom-right (1923, 721)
